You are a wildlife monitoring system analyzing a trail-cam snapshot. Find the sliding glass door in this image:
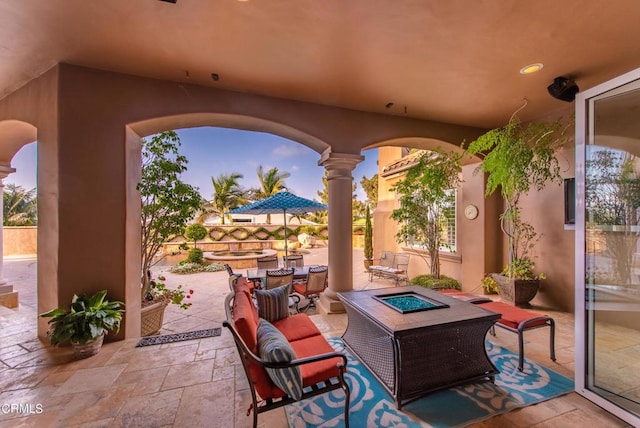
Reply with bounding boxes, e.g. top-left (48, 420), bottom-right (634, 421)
top-left (576, 68), bottom-right (640, 426)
